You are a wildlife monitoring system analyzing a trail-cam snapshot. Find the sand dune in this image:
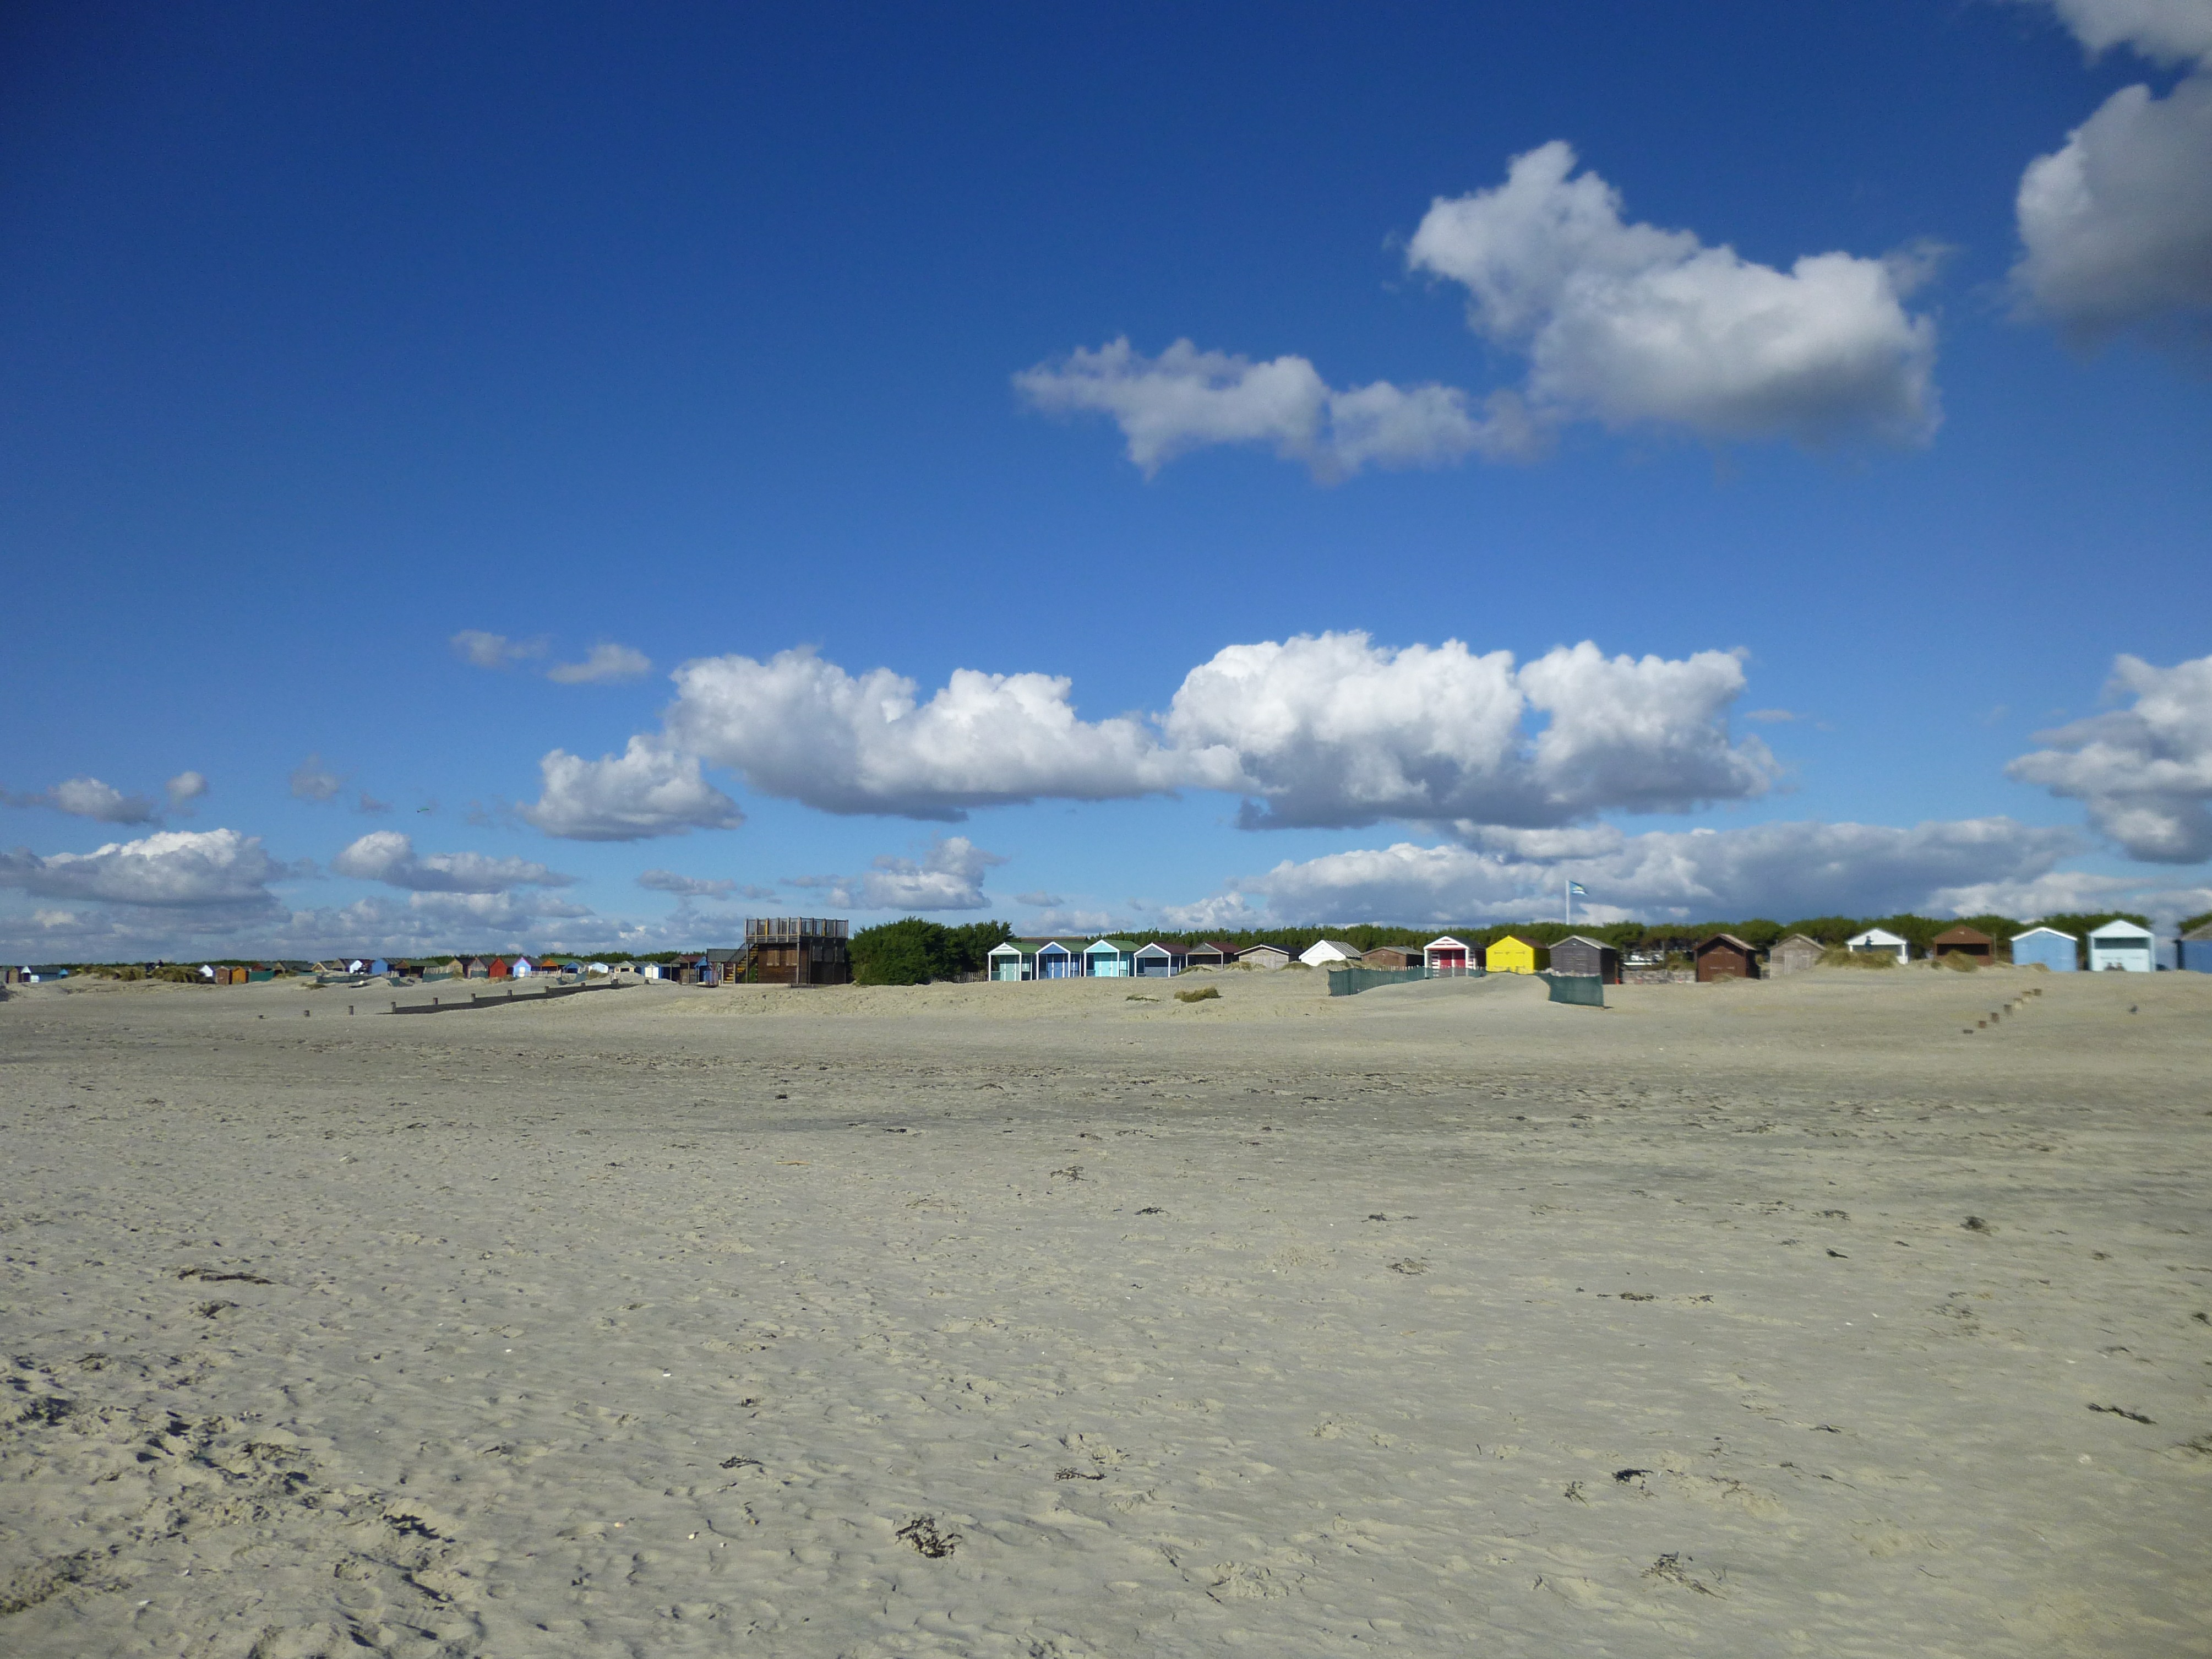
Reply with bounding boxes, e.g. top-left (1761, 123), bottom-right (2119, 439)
top-left (2, 966), bottom-right (2207, 1656)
